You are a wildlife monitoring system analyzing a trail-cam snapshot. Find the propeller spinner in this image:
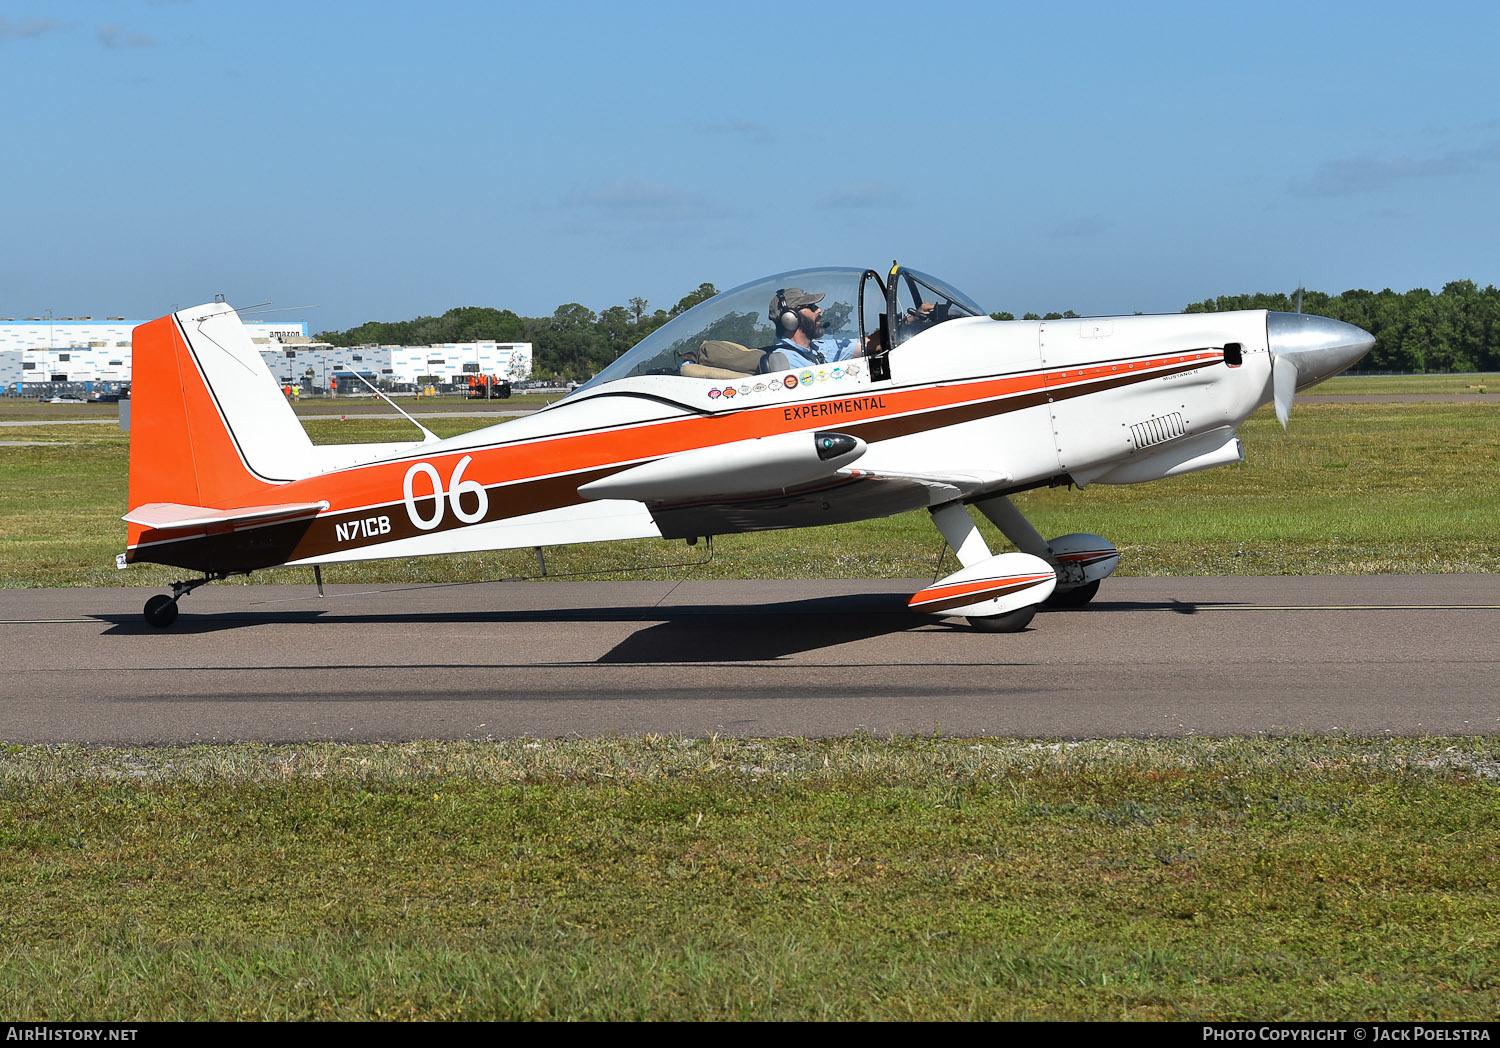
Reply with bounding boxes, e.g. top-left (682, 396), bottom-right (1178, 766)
top-left (1266, 312), bottom-right (1375, 428)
